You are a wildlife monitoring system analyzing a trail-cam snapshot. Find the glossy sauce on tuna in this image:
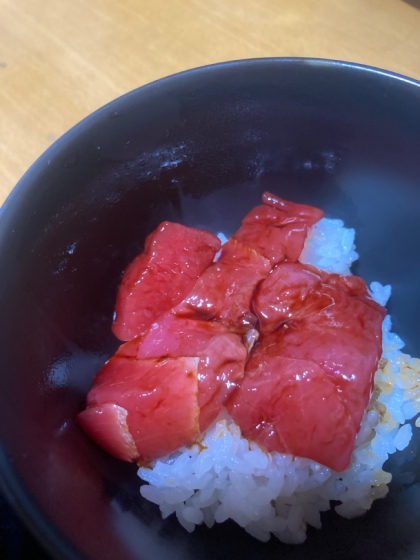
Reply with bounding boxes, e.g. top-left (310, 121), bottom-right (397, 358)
top-left (78, 192), bottom-right (385, 471)
top-left (227, 263), bottom-right (385, 471)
